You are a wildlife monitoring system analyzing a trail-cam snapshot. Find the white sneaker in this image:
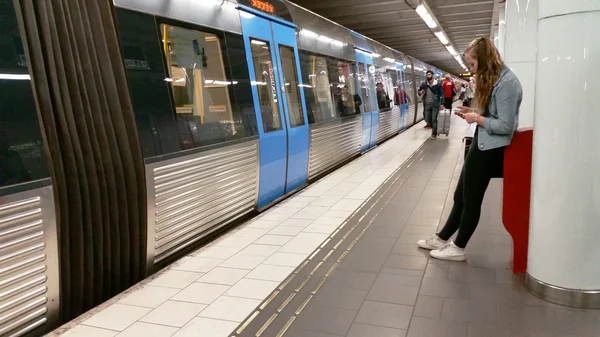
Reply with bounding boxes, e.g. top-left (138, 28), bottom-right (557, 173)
top-left (417, 235), bottom-right (447, 250)
top-left (430, 241), bottom-right (467, 261)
